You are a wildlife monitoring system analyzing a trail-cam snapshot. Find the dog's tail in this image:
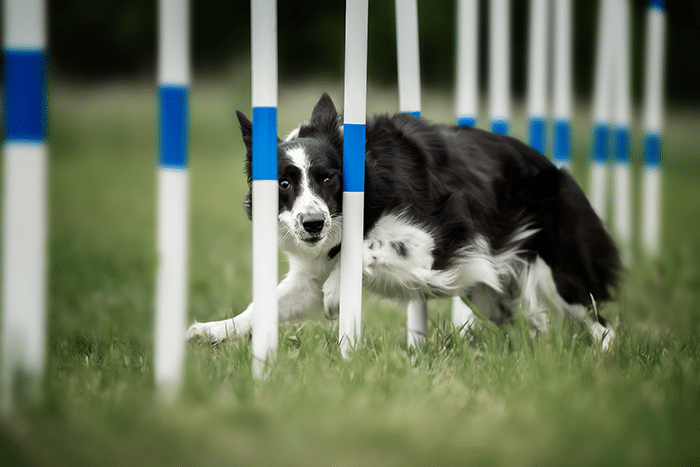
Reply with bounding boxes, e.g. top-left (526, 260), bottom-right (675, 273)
top-left (524, 167), bottom-right (622, 308)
